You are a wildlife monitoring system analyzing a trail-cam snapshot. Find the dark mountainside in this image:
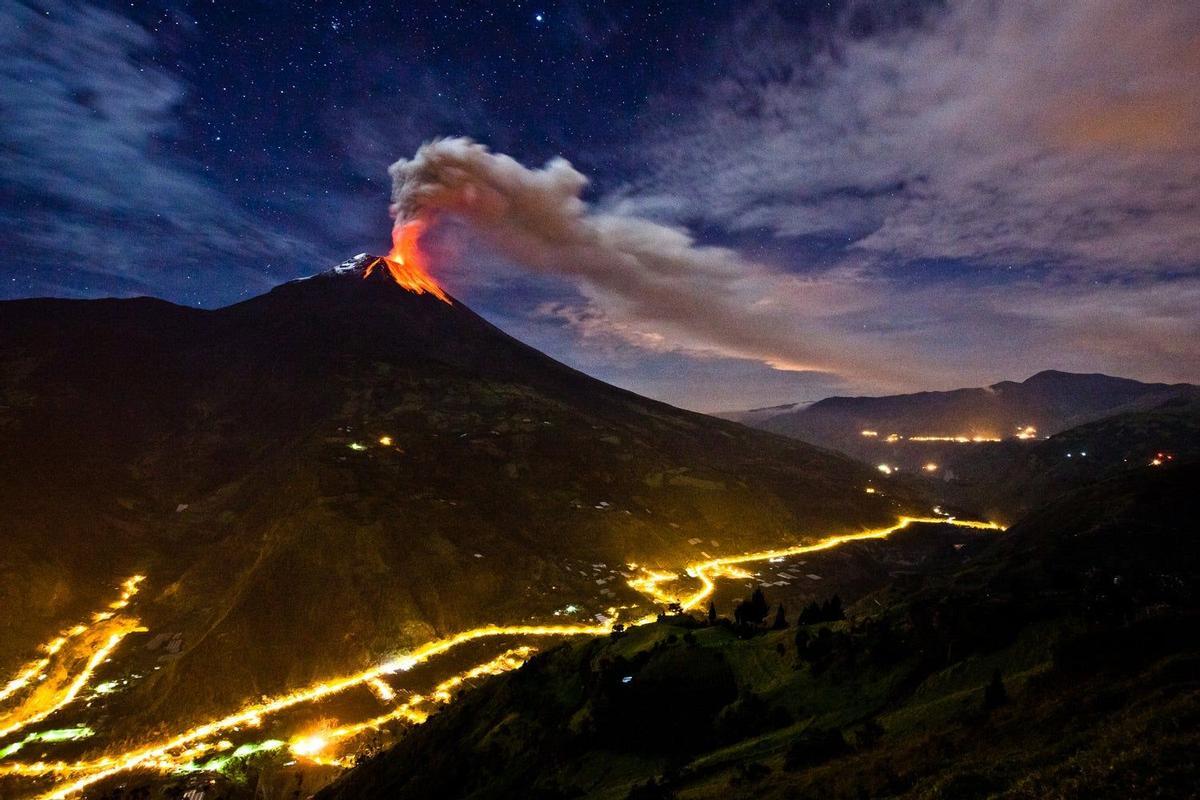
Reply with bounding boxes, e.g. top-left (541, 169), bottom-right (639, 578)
top-left (0, 256), bottom-right (917, 734)
top-left (318, 462), bottom-right (1200, 800)
top-left (740, 371), bottom-right (1198, 465)
top-left (938, 396), bottom-right (1200, 520)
